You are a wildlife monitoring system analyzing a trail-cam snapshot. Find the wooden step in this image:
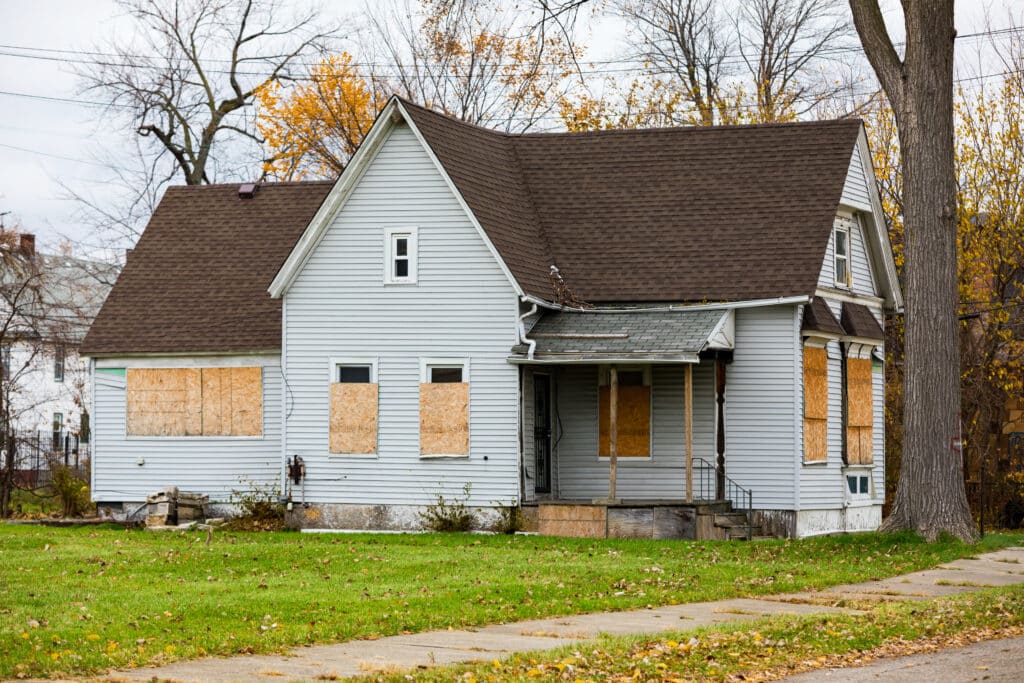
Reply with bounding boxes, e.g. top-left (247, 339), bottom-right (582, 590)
top-left (713, 512), bottom-right (749, 528)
